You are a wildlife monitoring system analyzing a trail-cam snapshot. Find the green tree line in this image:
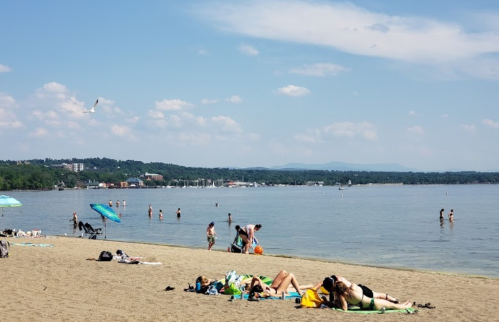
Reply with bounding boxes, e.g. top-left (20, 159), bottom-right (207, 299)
top-left (1, 158), bottom-right (498, 191)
